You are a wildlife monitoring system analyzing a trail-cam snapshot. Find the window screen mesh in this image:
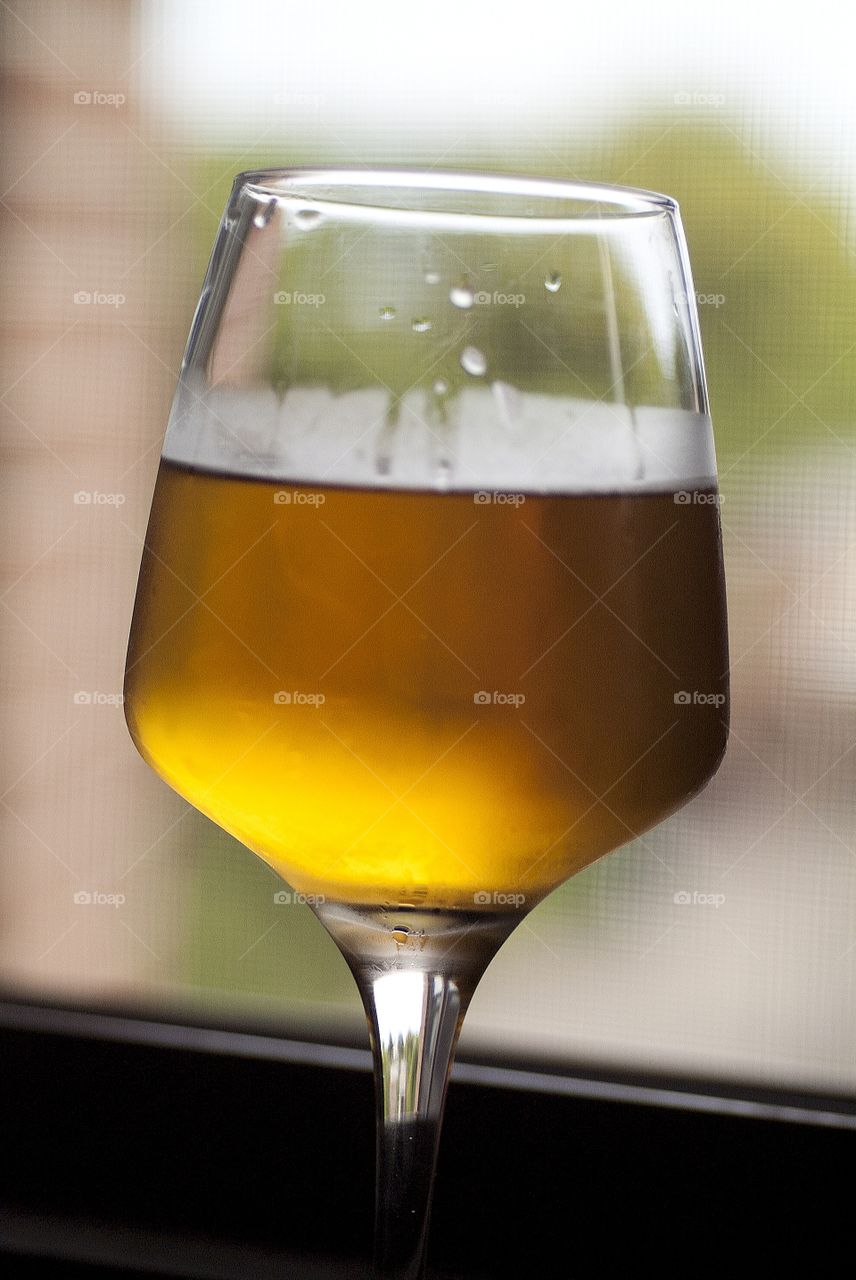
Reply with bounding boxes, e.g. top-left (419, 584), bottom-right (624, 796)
top-left (2, 0), bottom-right (855, 1092)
